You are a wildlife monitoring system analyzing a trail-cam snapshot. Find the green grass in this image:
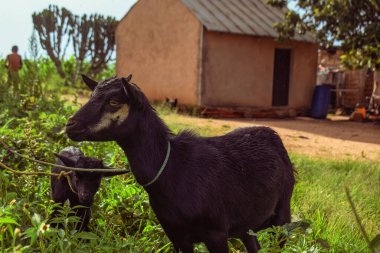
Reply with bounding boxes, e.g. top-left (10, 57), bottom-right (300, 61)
top-left (0, 100), bottom-right (379, 252)
top-left (290, 155), bottom-right (379, 252)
